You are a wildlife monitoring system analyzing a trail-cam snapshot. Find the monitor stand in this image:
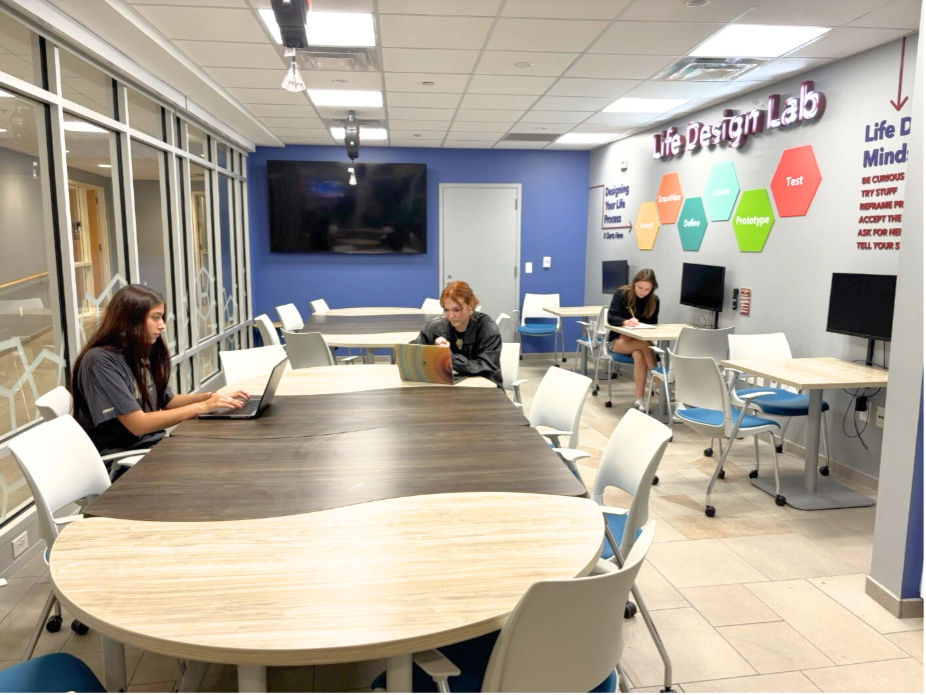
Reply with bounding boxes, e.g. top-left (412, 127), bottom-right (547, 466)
top-left (865, 337), bottom-right (877, 366)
